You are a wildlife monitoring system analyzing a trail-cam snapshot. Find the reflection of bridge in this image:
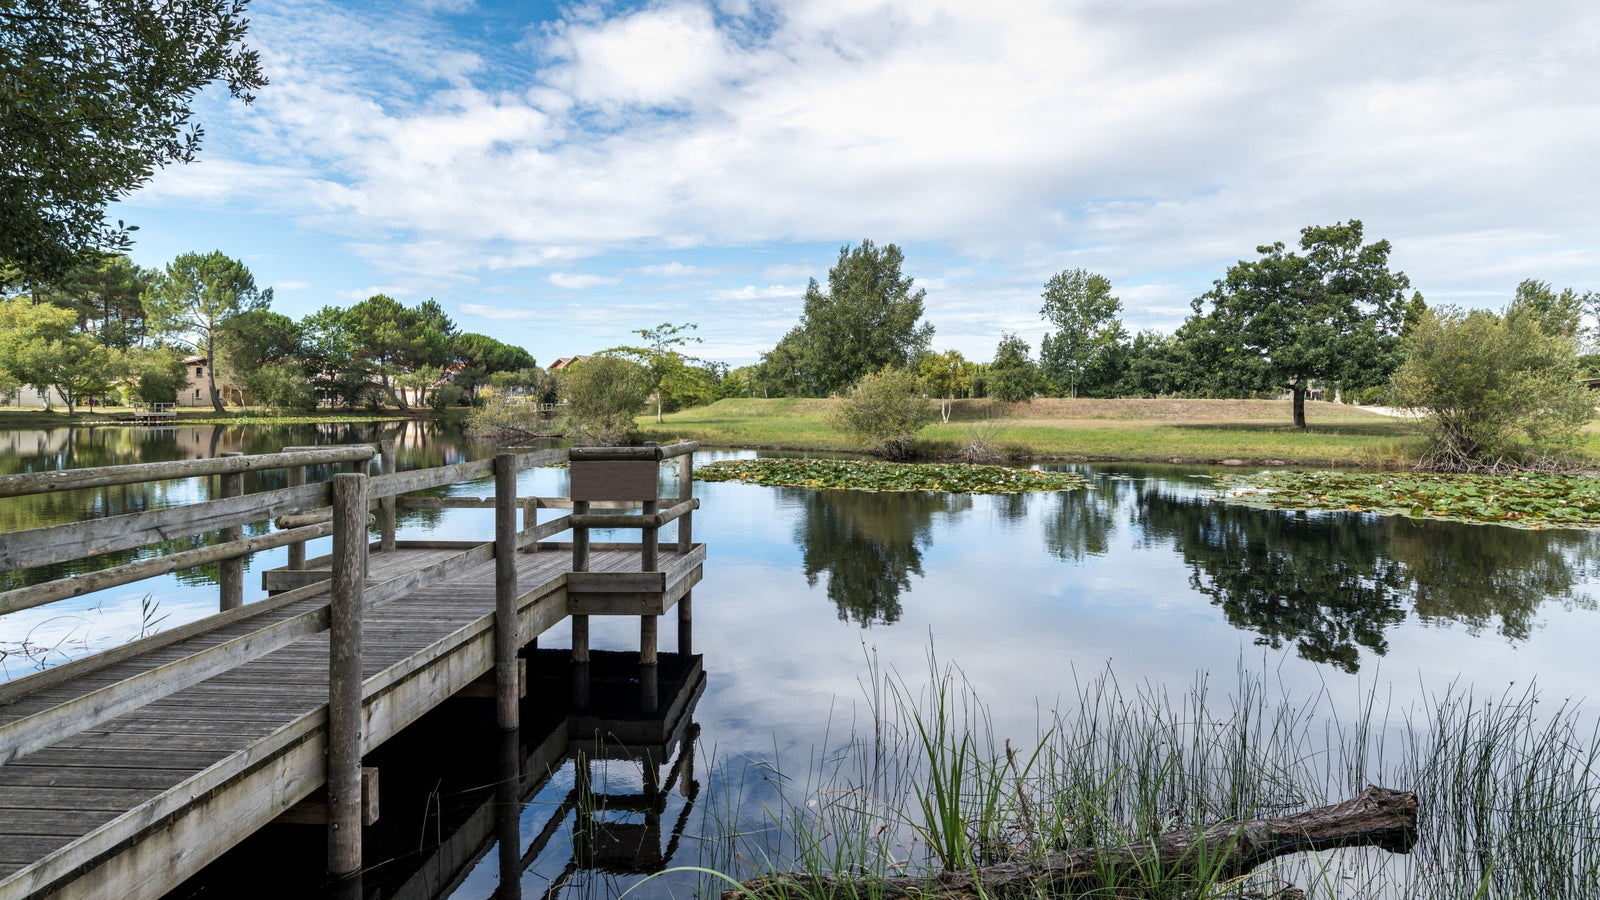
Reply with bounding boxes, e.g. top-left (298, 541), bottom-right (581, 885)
top-left (0, 441), bottom-right (704, 899)
top-left (372, 650), bottom-right (705, 900)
